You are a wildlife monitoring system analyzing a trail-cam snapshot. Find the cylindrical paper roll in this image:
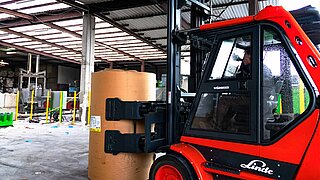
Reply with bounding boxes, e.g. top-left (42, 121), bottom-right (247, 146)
top-left (88, 69), bottom-right (156, 180)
